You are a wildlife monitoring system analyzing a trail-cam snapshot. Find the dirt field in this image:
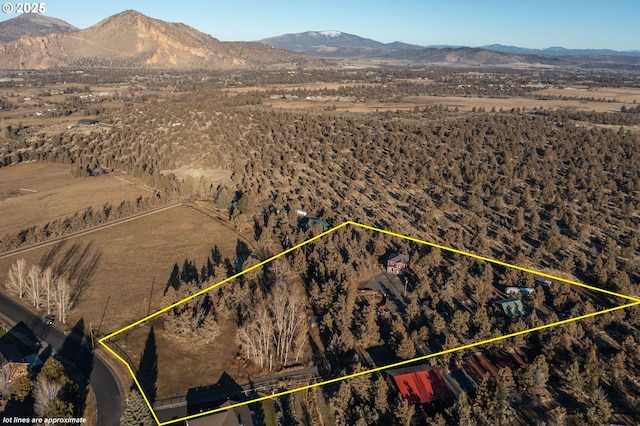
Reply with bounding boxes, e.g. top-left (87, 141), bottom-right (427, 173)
top-left (0, 162), bottom-right (151, 236)
top-left (0, 202), bottom-right (255, 334)
top-left (115, 256), bottom-right (309, 400)
top-left (162, 166), bottom-right (232, 187)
